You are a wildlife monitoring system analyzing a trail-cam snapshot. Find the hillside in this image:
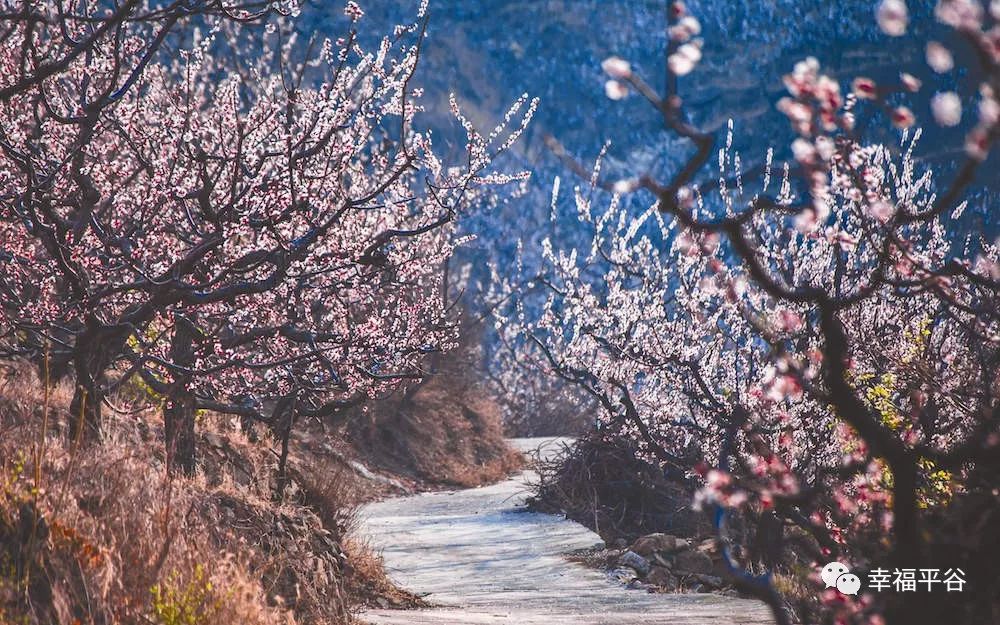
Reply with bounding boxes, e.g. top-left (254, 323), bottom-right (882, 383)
top-left (0, 362), bottom-right (519, 624)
